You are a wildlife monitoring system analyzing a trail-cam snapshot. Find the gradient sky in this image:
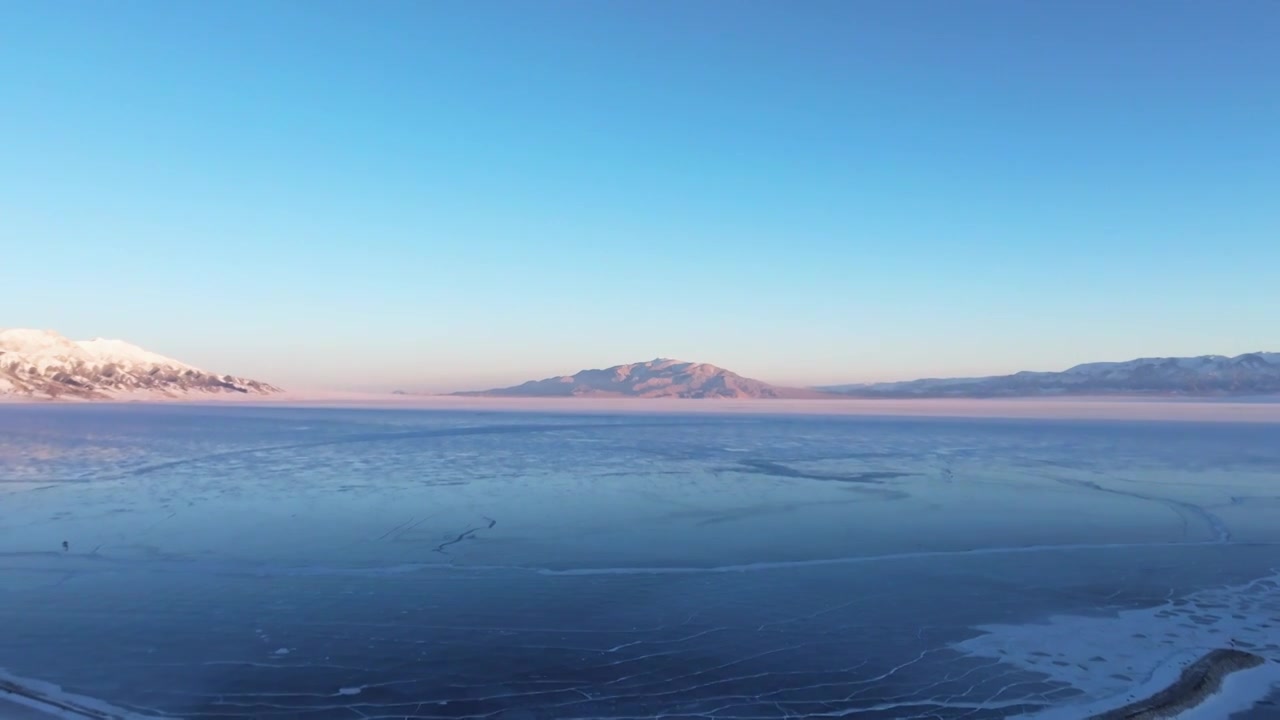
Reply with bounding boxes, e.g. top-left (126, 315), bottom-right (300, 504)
top-left (3, 1), bottom-right (1278, 391)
